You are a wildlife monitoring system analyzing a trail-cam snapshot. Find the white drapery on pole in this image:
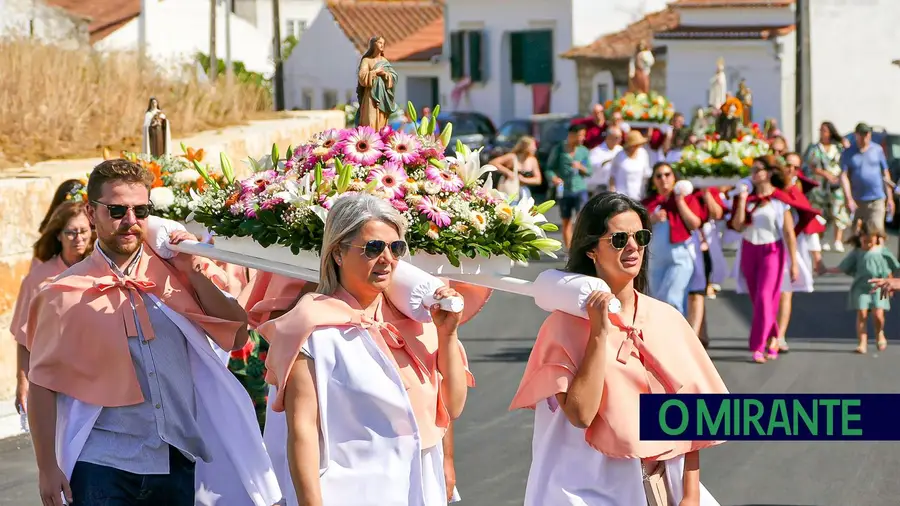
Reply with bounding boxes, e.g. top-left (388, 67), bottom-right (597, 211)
top-left (167, 241), bottom-right (538, 297)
